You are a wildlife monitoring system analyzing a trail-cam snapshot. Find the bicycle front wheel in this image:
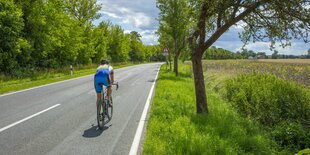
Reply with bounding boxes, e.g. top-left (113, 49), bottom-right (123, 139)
top-left (97, 100), bottom-right (104, 130)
